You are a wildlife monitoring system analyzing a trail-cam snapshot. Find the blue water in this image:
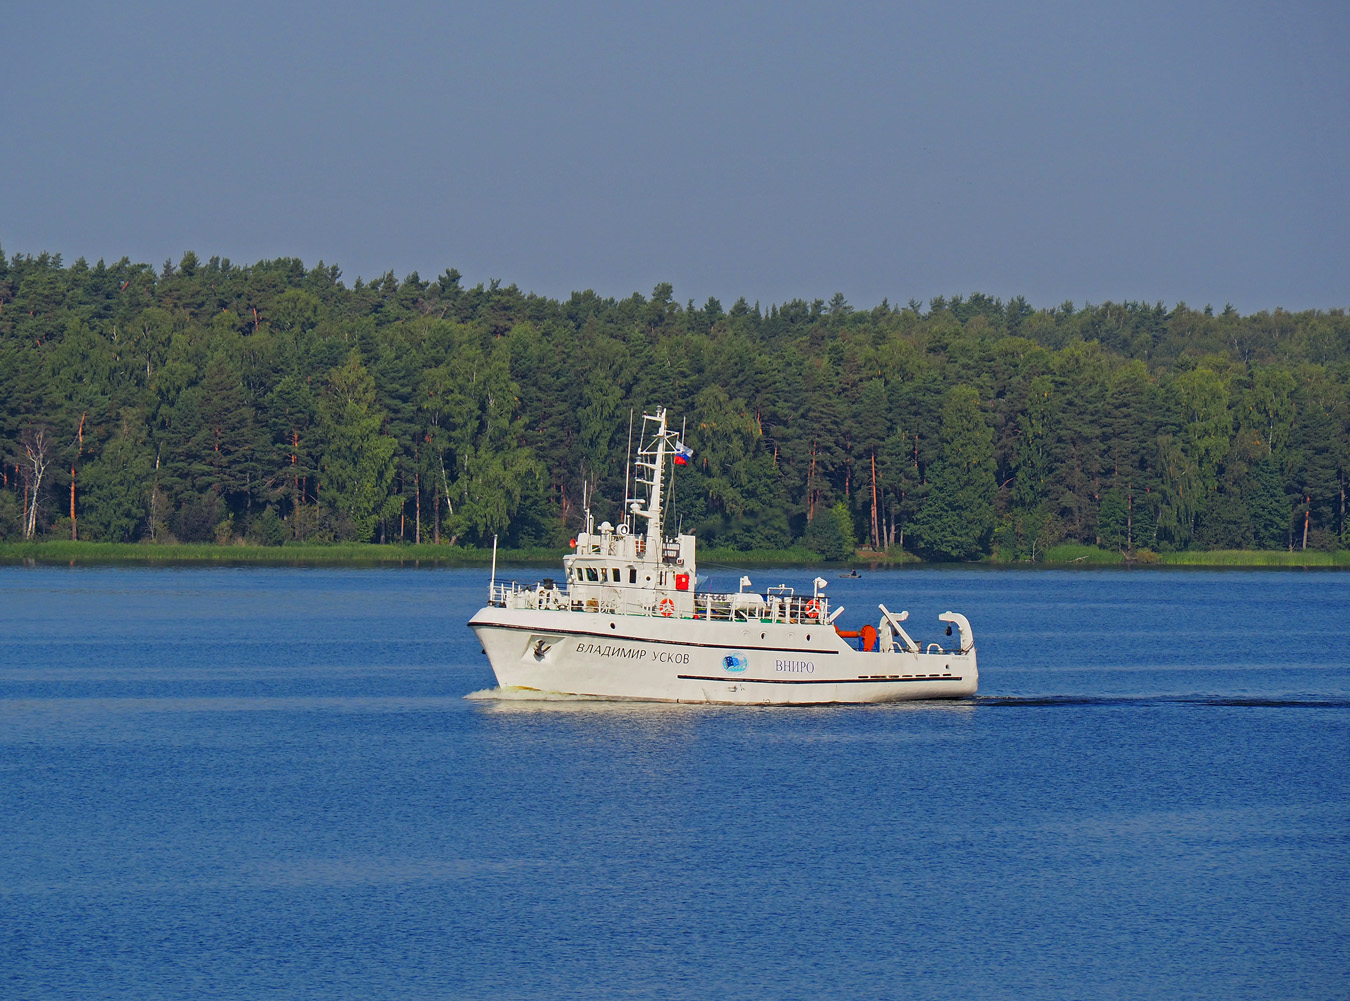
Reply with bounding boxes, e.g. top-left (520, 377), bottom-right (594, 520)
top-left (1, 564), bottom-right (1347, 1000)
